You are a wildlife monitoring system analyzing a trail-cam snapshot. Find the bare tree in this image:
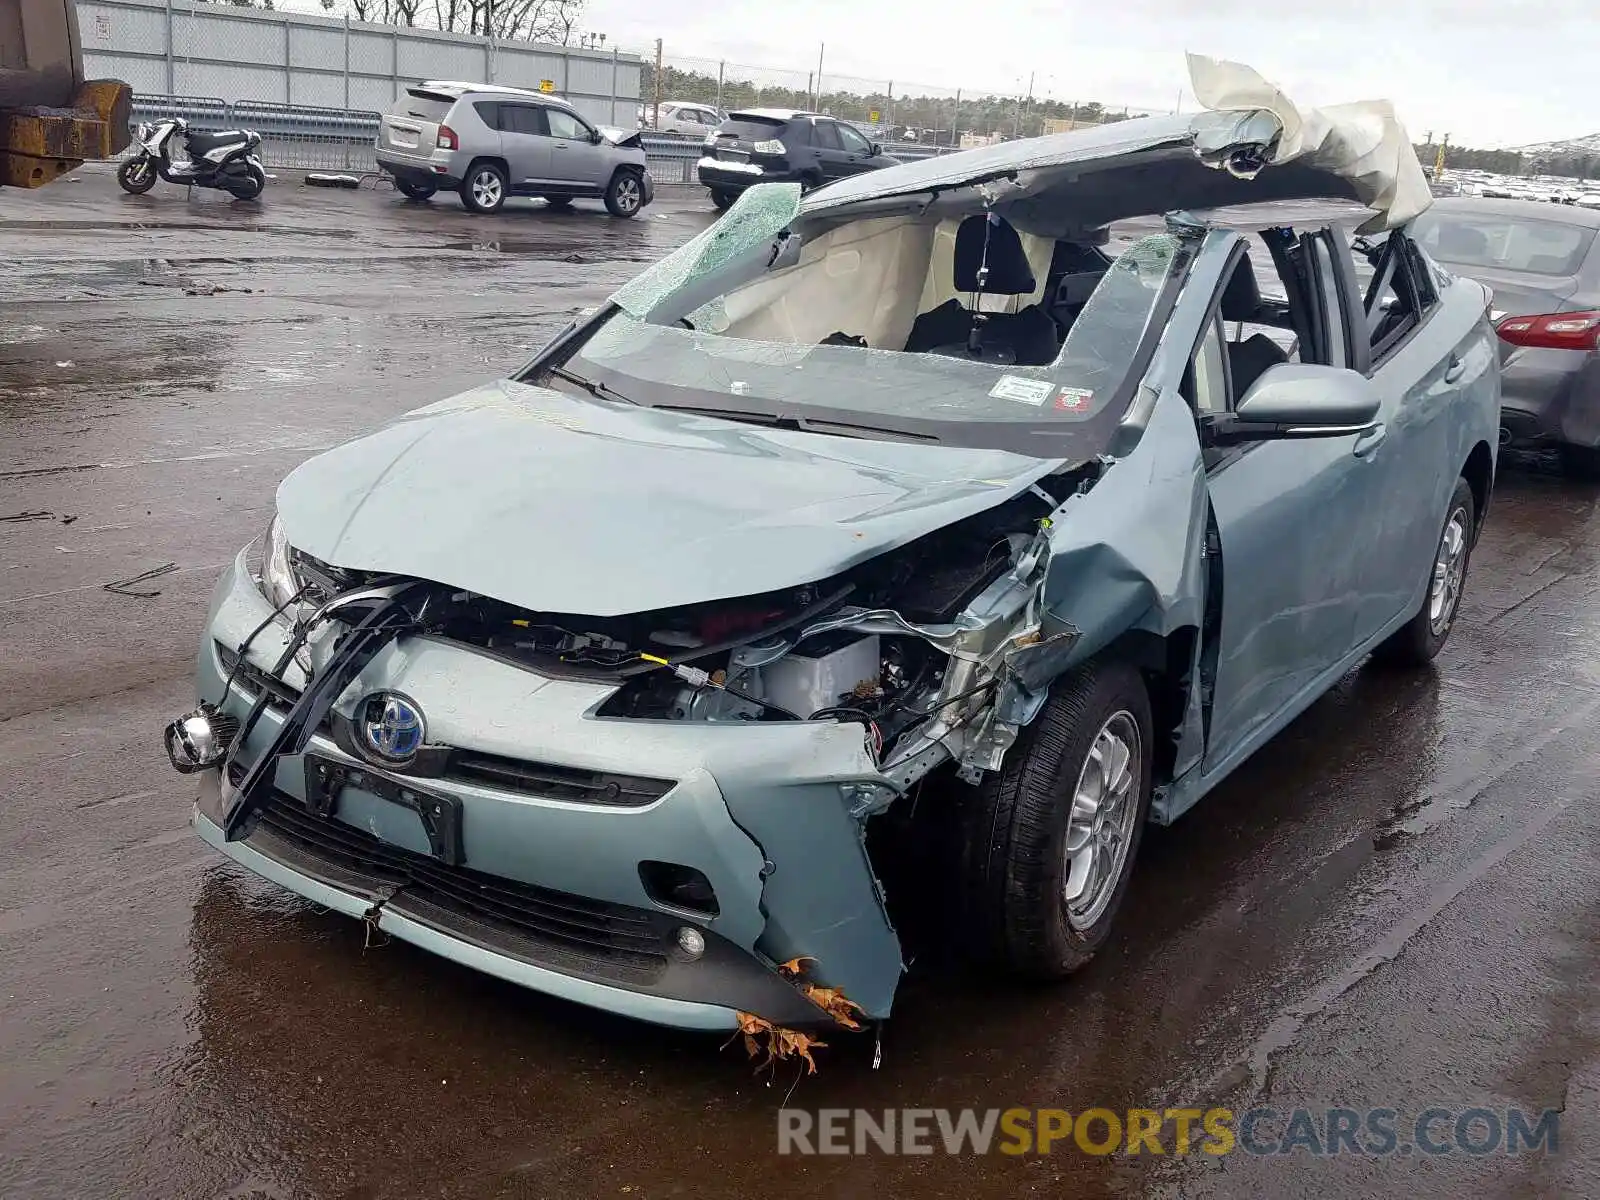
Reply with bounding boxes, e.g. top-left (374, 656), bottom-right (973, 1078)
top-left (329, 0), bottom-right (581, 41)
